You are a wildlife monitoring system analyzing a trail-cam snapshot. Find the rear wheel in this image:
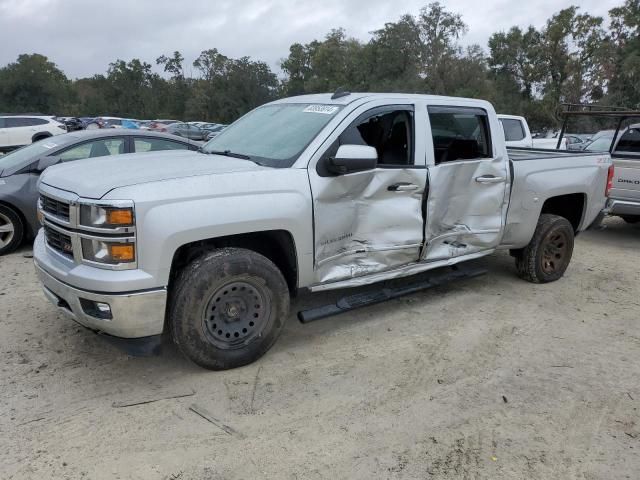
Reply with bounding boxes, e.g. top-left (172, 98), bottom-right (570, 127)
top-left (514, 214), bottom-right (575, 283)
top-left (0, 205), bottom-right (24, 256)
top-left (169, 248), bottom-right (290, 370)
